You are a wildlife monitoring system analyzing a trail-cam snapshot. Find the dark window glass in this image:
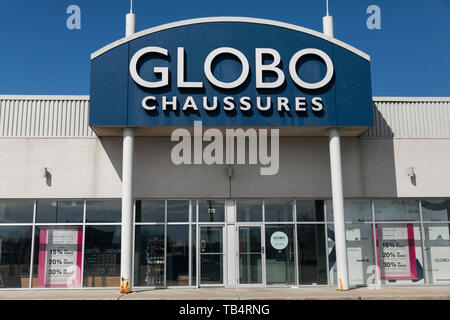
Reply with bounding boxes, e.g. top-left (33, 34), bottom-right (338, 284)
top-left (265, 200), bottom-right (293, 222)
top-left (265, 225), bottom-right (295, 285)
top-left (36, 201), bottom-right (83, 223)
top-left (236, 200), bottom-right (262, 222)
top-left (135, 200), bottom-right (165, 223)
top-left (297, 200), bottom-right (324, 221)
top-left (198, 200), bottom-right (225, 222)
top-left (134, 225), bottom-right (165, 287)
top-left (83, 226), bottom-right (121, 287)
top-left (0, 226), bottom-right (32, 288)
top-left (167, 200), bottom-right (189, 222)
top-left (32, 226), bottom-right (83, 288)
top-left (191, 225), bottom-right (196, 286)
top-left (422, 200), bottom-right (450, 221)
top-left (0, 200), bottom-right (34, 223)
top-left (166, 225), bottom-right (189, 286)
top-left (297, 224), bottom-right (327, 284)
top-left (86, 200), bottom-right (121, 223)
